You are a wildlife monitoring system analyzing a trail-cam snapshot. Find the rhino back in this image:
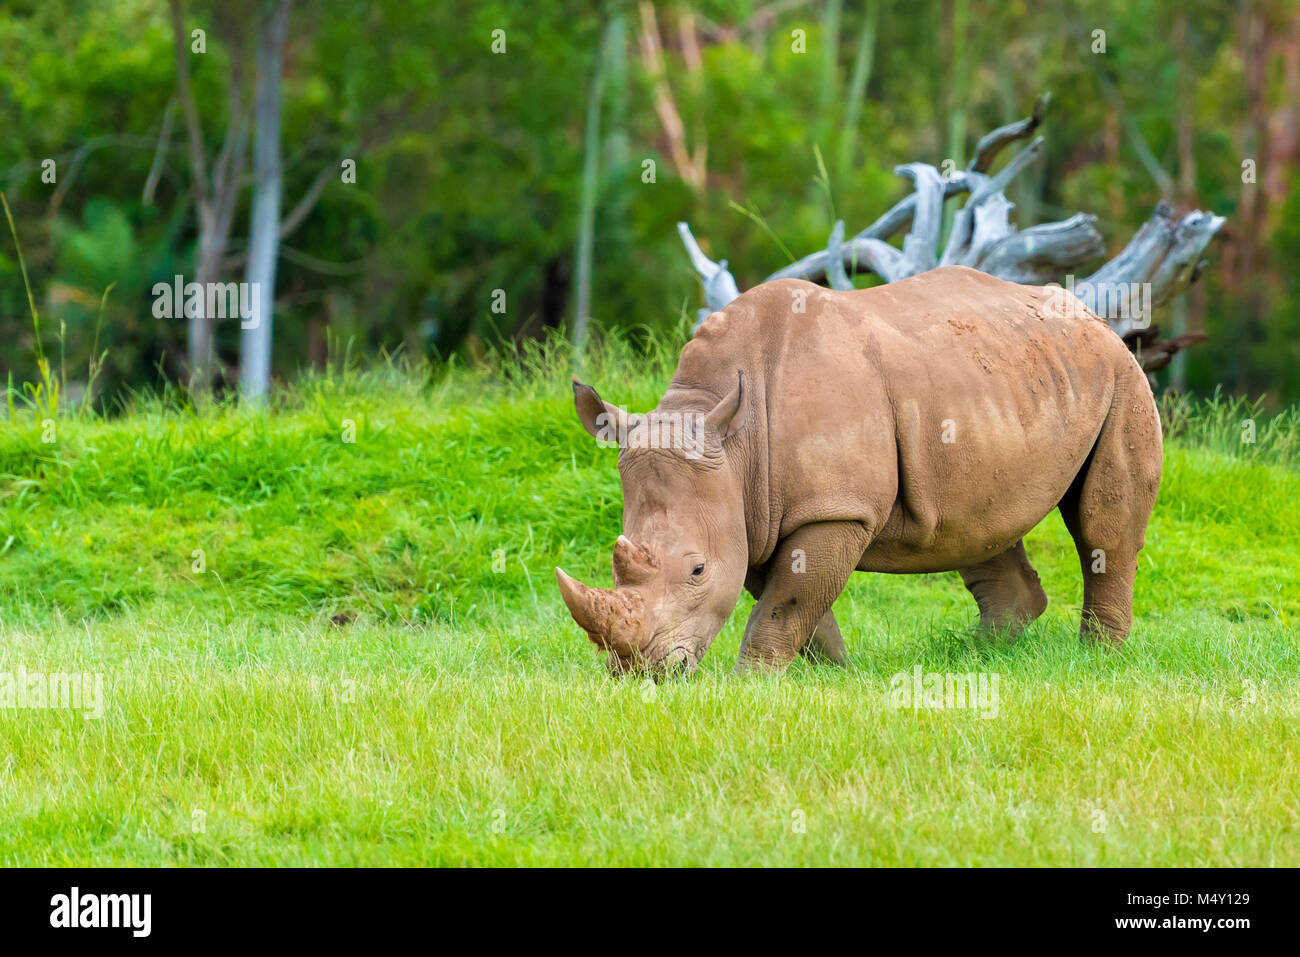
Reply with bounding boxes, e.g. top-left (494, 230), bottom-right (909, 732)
top-left (670, 266), bottom-right (1141, 572)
